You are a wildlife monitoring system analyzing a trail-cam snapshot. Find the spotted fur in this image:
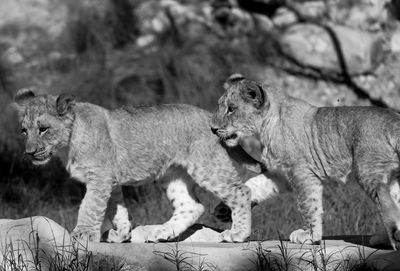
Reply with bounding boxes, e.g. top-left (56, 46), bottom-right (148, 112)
top-left (211, 75), bottom-right (400, 249)
top-left (13, 88), bottom-right (274, 243)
